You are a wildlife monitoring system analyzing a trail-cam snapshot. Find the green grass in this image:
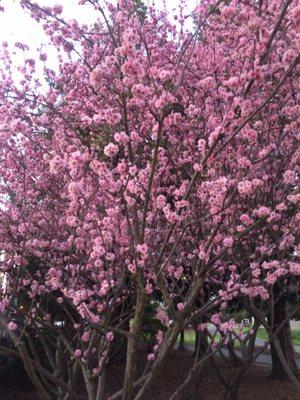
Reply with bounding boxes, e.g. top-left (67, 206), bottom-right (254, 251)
top-left (179, 331), bottom-right (243, 348)
top-left (182, 330), bottom-right (195, 346)
top-left (257, 328), bottom-right (300, 346)
top-left (256, 329), bottom-right (268, 341)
